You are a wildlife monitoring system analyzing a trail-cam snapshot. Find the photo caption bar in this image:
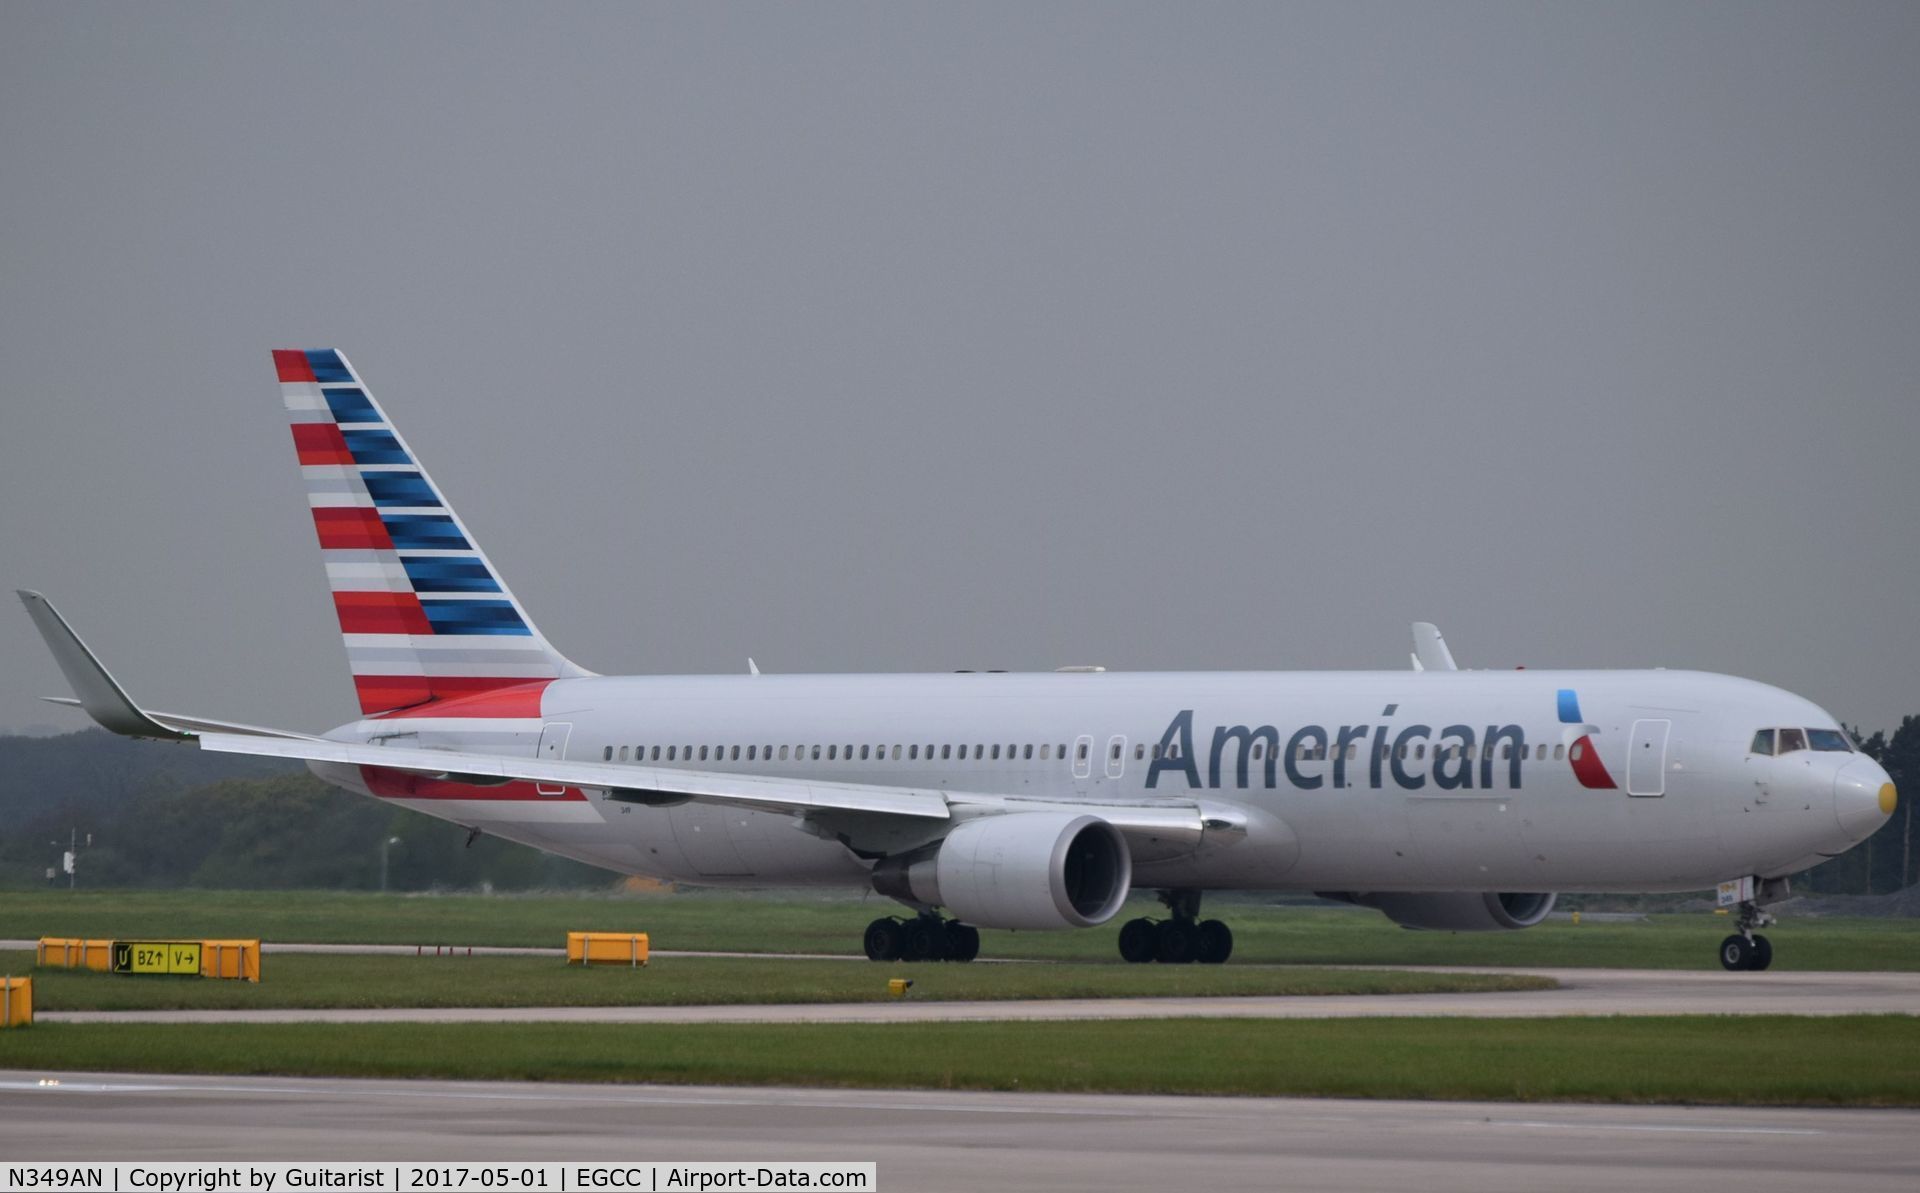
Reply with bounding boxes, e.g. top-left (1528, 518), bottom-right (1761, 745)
top-left (2, 1165), bottom-right (876, 1193)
